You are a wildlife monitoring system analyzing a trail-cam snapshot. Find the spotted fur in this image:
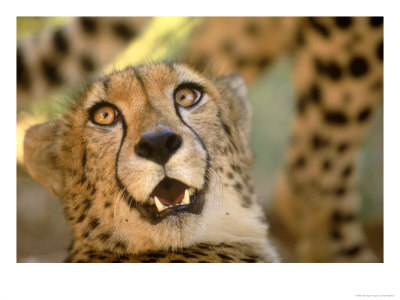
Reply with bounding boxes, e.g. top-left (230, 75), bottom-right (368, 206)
top-left (19, 17), bottom-right (383, 262)
top-left (24, 63), bottom-right (279, 263)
